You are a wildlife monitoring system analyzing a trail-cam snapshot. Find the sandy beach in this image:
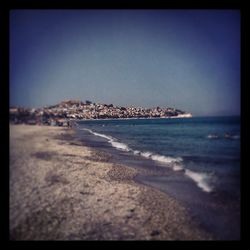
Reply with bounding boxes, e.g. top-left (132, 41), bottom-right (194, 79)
top-left (9, 124), bottom-right (211, 240)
